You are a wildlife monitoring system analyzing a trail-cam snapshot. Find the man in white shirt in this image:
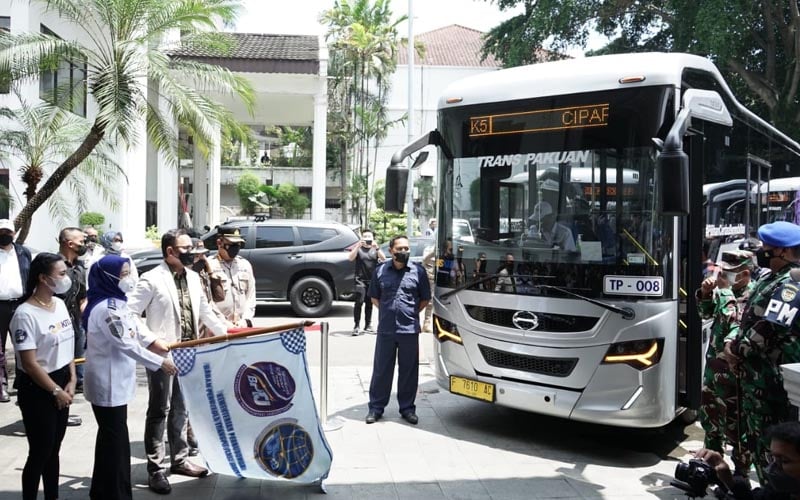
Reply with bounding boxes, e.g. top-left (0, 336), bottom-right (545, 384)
top-left (0, 219), bottom-right (31, 402)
